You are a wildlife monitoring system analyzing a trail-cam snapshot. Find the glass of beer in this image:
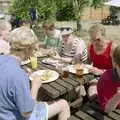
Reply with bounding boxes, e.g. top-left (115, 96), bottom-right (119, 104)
top-left (62, 67), bottom-right (69, 78)
top-left (75, 64), bottom-right (84, 76)
top-left (56, 63), bottom-right (69, 78)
